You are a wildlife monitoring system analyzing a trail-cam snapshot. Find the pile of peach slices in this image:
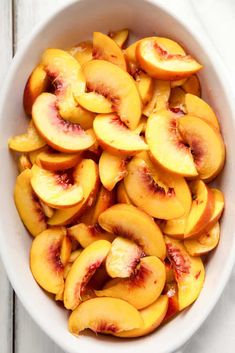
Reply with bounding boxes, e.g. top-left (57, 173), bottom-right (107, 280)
top-left (9, 28), bottom-right (226, 338)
